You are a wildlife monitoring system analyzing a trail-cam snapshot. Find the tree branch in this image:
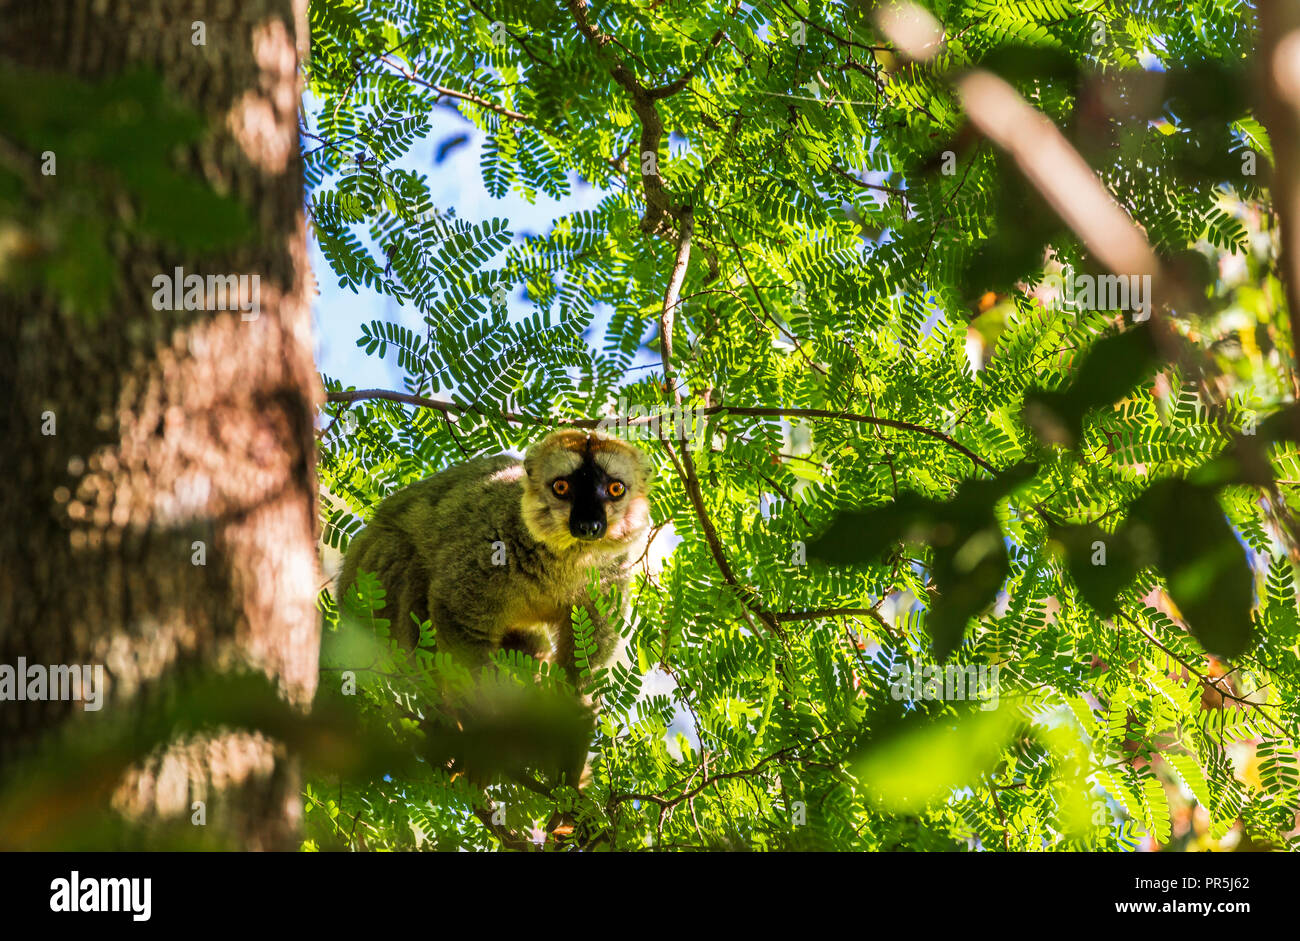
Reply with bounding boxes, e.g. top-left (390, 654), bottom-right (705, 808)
top-left (1259, 1), bottom-right (1300, 368)
top-left (470, 806), bottom-right (536, 851)
top-left (724, 231), bottom-right (829, 376)
top-left (1117, 611), bottom-right (1290, 739)
top-left (566, 0), bottom-right (732, 236)
top-left (608, 731), bottom-right (841, 810)
top-left (645, 25), bottom-right (728, 99)
top-left (323, 390), bottom-right (996, 473)
top-left (829, 163), bottom-right (907, 198)
top-left (772, 607), bottom-right (882, 624)
top-left (567, 0), bottom-right (675, 233)
top-left (655, 210), bottom-right (783, 638)
top-left (379, 56), bottom-right (530, 121)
